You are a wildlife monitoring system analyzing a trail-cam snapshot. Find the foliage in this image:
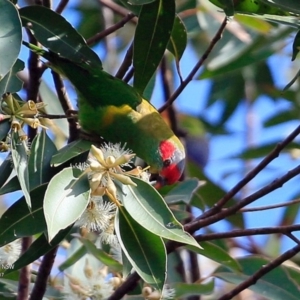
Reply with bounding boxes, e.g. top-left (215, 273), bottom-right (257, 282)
top-left (0, 0), bottom-right (300, 299)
